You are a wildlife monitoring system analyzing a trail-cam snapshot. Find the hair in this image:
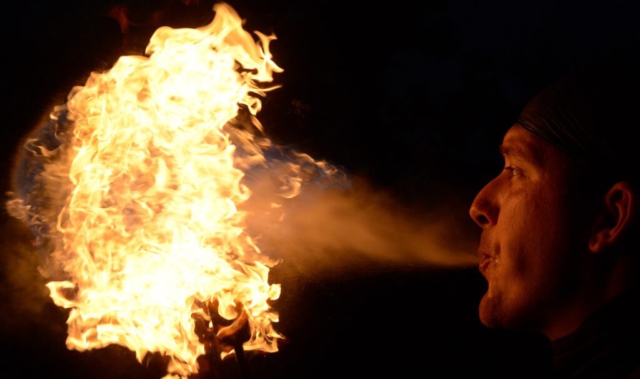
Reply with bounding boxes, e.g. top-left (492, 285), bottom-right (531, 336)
top-left (516, 67), bottom-right (640, 191)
